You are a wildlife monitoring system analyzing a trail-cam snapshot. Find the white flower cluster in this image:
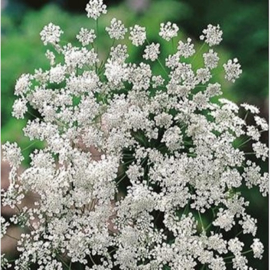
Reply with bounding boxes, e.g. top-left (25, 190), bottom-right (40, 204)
top-left (2, 0), bottom-right (268, 269)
